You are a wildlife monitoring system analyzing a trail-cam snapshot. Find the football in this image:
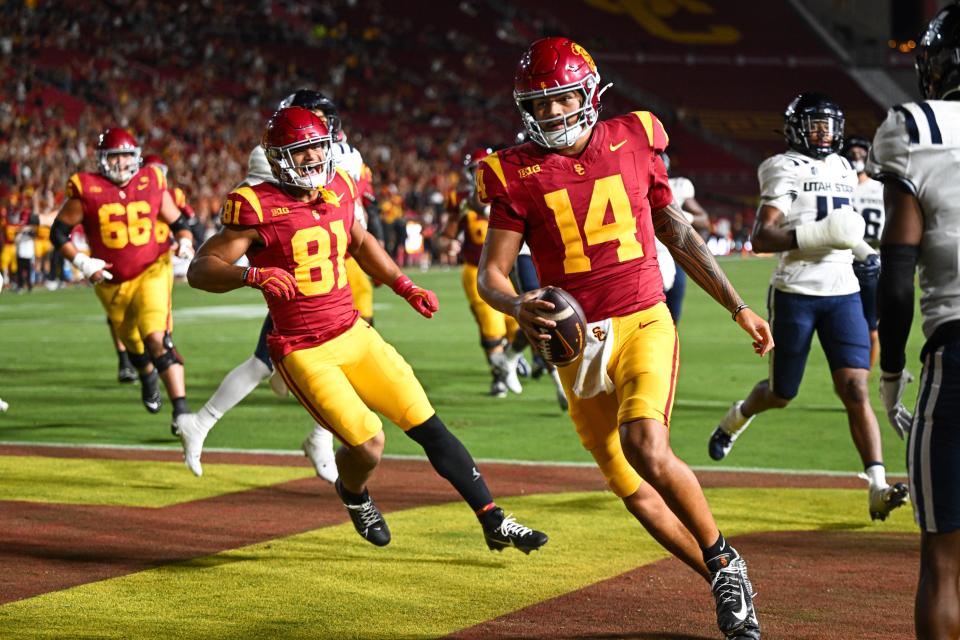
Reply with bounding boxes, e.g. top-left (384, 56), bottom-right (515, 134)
top-left (534, 287), bottom-right (587, 366)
